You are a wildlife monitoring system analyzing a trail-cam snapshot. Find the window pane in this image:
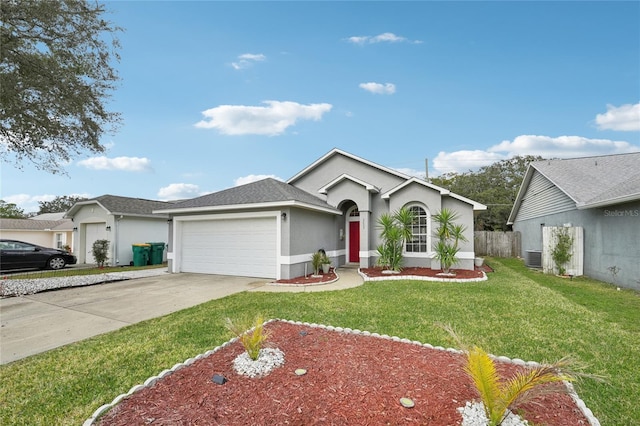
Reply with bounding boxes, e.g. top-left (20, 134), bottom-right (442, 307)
top-left (405, 206), bottom-right (428, 253)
